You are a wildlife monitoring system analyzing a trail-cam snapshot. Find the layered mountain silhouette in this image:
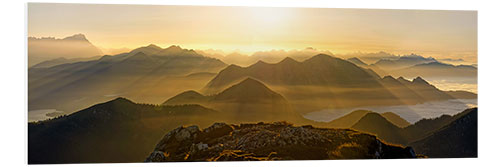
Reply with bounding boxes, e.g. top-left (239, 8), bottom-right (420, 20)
top-left (381, 112), bottom-right (411, 128)
top-left (410, 108), bottom-right (477, 158)
top-left (391, 76), bottom-right (455, 102)
top-left (164, 78), bottom-right (298, 122)
top-left (203, 54), bottom-right (460, 113)
top-left (204, 54), bottom-right (383, 93)
top-left (325, 110), bottom-right (410, 128)
top-left (351, 53), bottom-right (477, 81)
top-left (352, 113), bottom-right (407, 144)
top-left (348, 108), bottom-right (477, 158)
top-left (28, 97), bottom-right (223, 164)
top-left (391, 62), bottom-right (477, 78)
top-left (28, 44), bottom-right (227, 113)
top-left (371, 53), bottom-right (437, 71)
top-left (197, 47), bottom-right (333, 67)
top-left (28, 34), bottom-right (103, 67)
